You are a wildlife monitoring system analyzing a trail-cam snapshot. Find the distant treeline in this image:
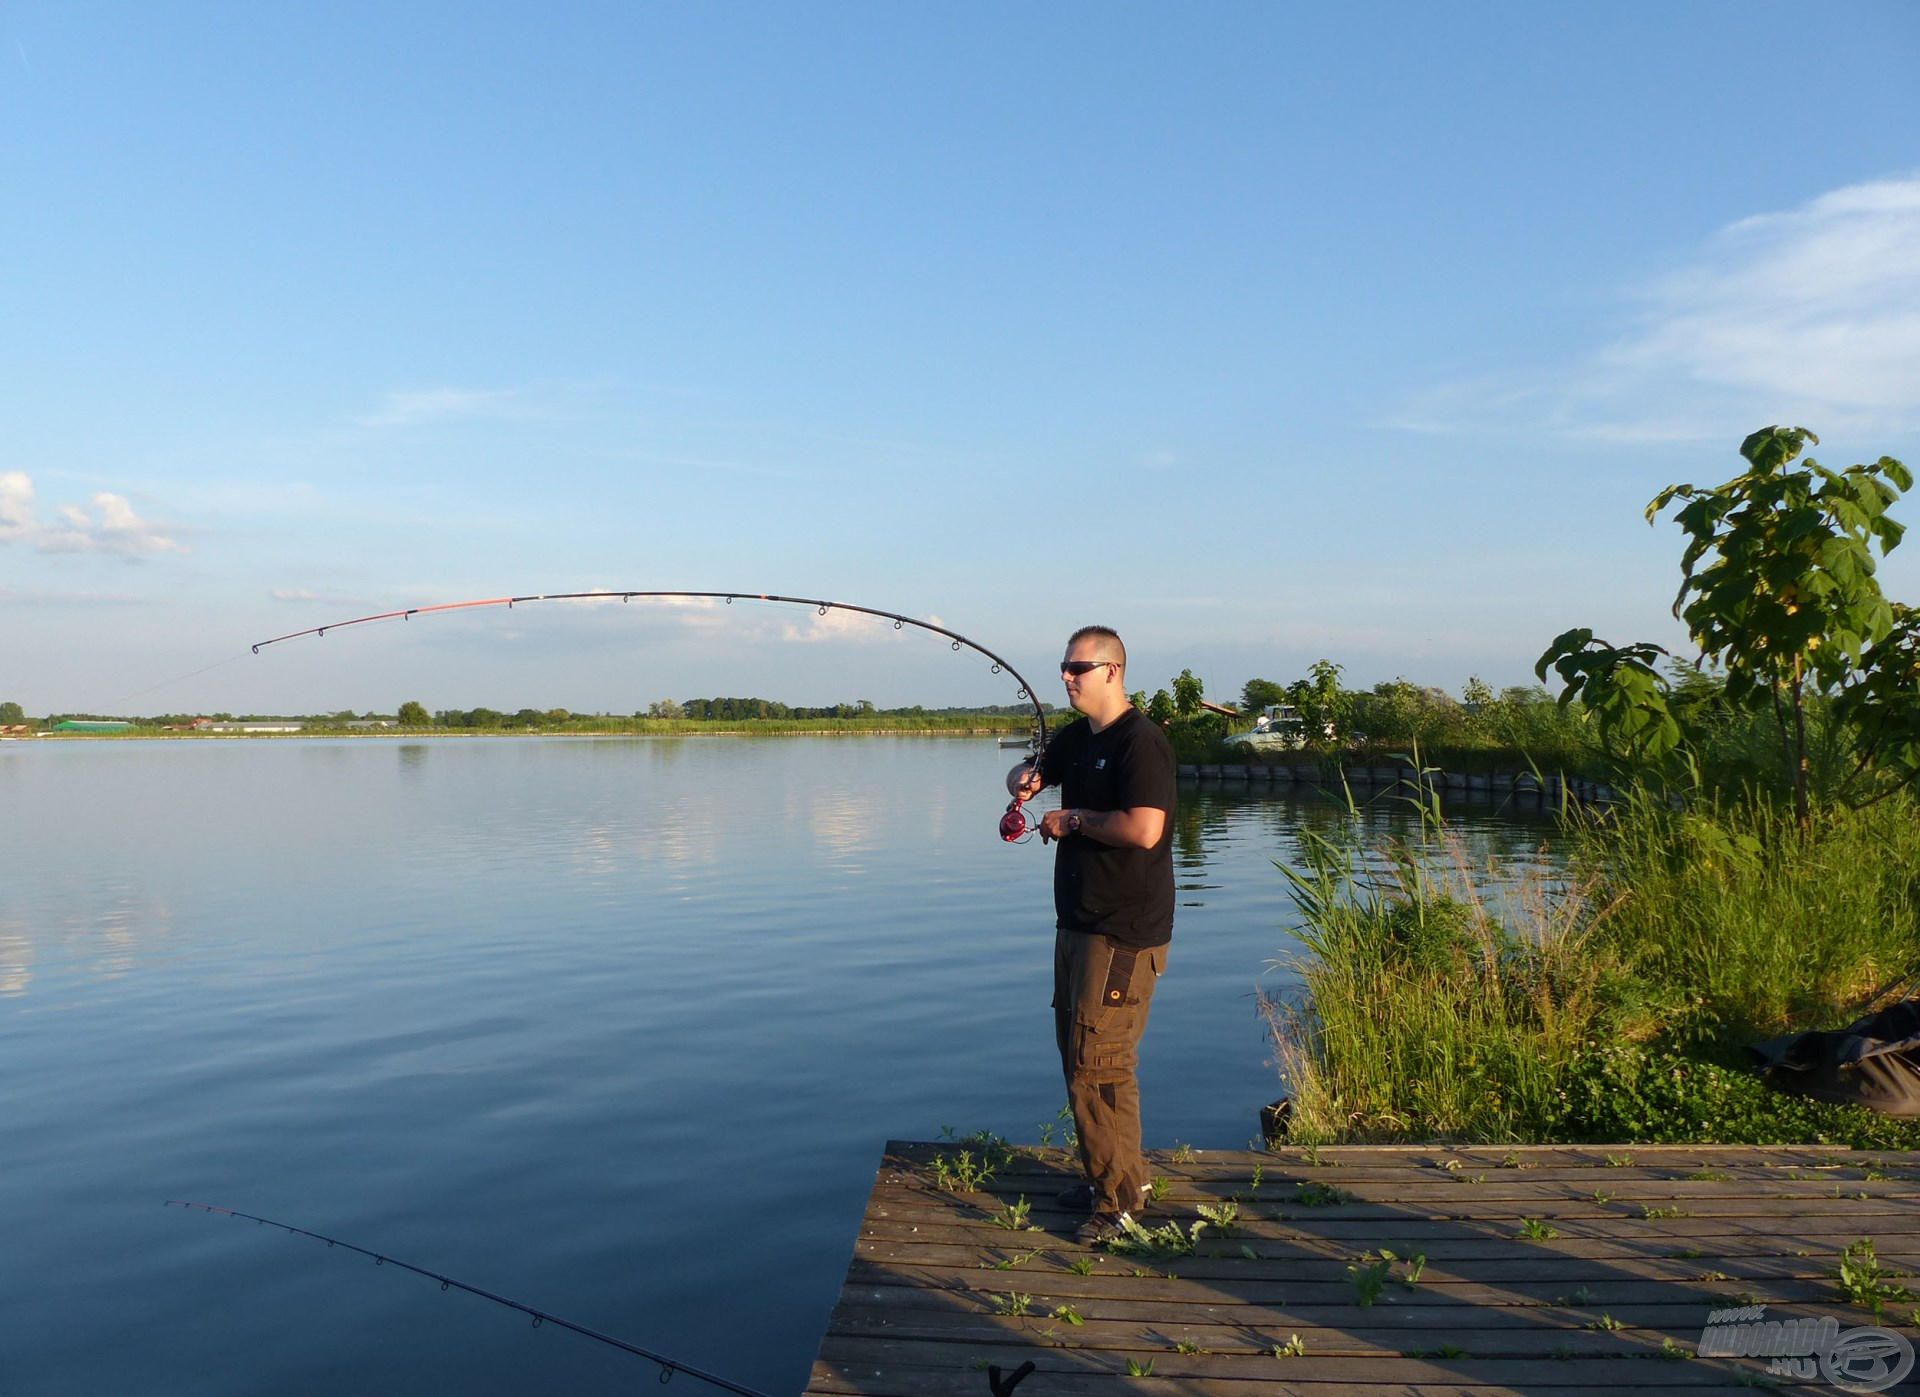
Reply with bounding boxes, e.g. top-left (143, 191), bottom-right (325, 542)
top-left (24, 699), bottom-right (1047, 730)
